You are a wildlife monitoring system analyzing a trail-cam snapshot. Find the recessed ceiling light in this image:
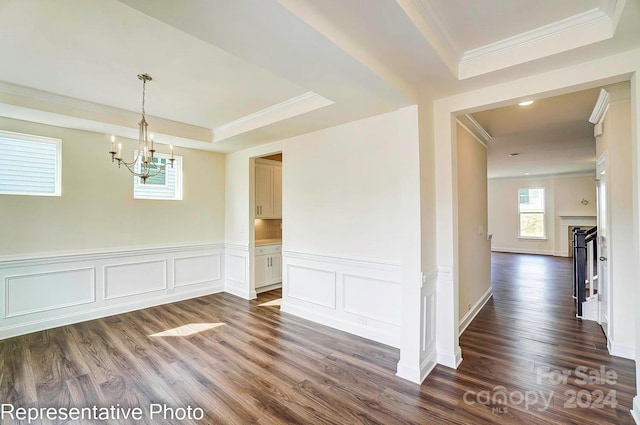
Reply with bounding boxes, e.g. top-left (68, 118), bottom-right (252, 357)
top-left (524, 172), bottom-right (530, 175)
top-left (509, 153), bottom-right (519, 157)
top-left (518, 100), bottom-right (534, 106)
